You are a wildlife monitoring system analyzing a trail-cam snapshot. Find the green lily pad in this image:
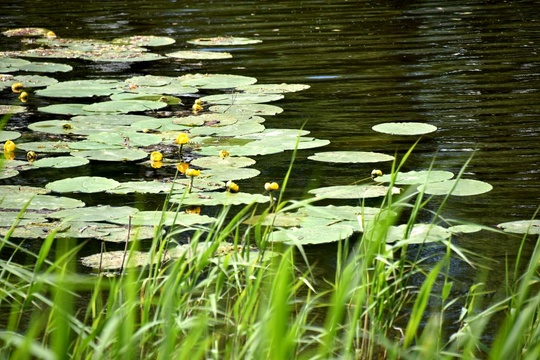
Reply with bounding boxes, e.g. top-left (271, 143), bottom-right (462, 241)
top-left (0, 185), bottom-right (50, 196)
top-left (0, 131), bottom-right (21, 142)
top-left (28, 120), bottom-right (82, 135)
top-left (81, 250), bottom-right (158, 270)
top-left (0, 168), bottom-right (19, 179)
top-left (268, 224), bottom-right (354, 245)
top-left (109, 211), bottom-right (216, 227)
top-left (199, 93), bottom-right (283, 105)
top-left (190, 156), bottom-right (256, 169)
top-left (0, 58), bottom-right (31, 72)
top-left (83, 100), bottom-right (168, 113)
top-left (3, 74), bottom-right (58, 88)
top-left (448, 224), bottom-right (483, 234)
top-left (309, 185), bottom-right (401, 199)
top-left (19, 62), bottom-right (72, 73)
top-left (110, 93), bottom-right (182, 105)
top-left (418, 179), bottom-right (493, 196)
top-left (190, 120), bottom-right (265, 137)
top-left (244, 212), bottom-right (308, 227)
top-left (174, 113), bottom-right (238, 127)
top-left (0, 211), bottom-right (48, 227)
top-left (497, 220), bottom-right (540, 235)
top-left (130, 118), bottom-right (189, 132)
top-left (106, 179), bottom-right (223, 194)
top-left (50, 205), bottom-right (139, 222)
top-left (112, 35), bottom-right (176, 47)
top-left (386, 224), bottom-right (451, 245)
top-left (125, 75), bottom-right (172, 87)
top-left (32, 156), bottom-right (89, 169)
top-left (179, 74), bottom-right (257, 90)
top-left (237, 83), bottom-right (310, 93)
top-left (86, 131), bottom-right (162, 147)
top-left (0, 194), bottom-right (84, 210)
top-left (71, 148), bottom-right (148, 161)
top-left (46, 176), bottom-right (121, 193)
top-left (36, 79), bottom-right (123, 98)
top-left (308, 151), bottom-right (395, 164)
top-left (71, 114), bottom-right (156, 126)
top-left (81, 50), bottom-right (165, 63)
top-left (2, 27), bottom-right (52, 37)
top-left (170, 192), bottom-right (270, 206)
top-left (68, 141), bottom-right (124, 151)
top-left (195, 141), bottom-right (284, 157)
top-left (374, 170), bottom-right (455, 185)
top-left (0, 105), bottom-right (26, 115)
top-left (209, 104), bottom-right (283, 116)
top-left (372, 122), bottom-right (438, 136)
top-left (187, 37), bottom-right (262, 46)
top-left (203, 167), bottom-right (260, 181)
top-left (38, 103), bottom-right (90, 116)
top-left (166, 50), bottom-right (232, 60)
